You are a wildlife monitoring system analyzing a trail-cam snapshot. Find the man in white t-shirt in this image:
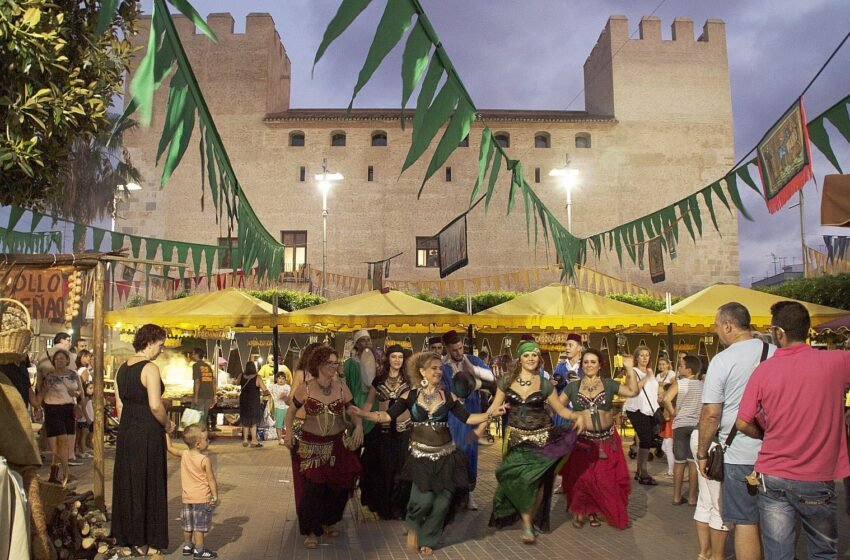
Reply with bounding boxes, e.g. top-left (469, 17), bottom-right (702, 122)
top-left (696, 302), bottom-right (775, 560)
